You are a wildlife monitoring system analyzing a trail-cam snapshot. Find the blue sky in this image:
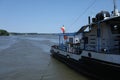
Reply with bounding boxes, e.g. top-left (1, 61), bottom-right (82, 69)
top-left (0, 0), bottom-right (120, 33)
